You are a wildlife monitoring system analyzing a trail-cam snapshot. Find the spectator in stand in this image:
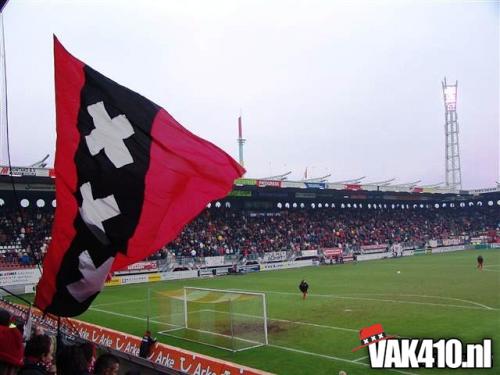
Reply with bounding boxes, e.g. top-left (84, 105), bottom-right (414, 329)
top-left (0, 325), bottom-right (24, 375)
top-left (19, 334), bottom-right (55, 375)
top-left (56, 345), bottom-right (90, 375)
top-left (139, 330), bottom-right (157, 359)
top-left (80, 342), bottom-right (96, 374)
top-left (0, 309), bottom-right (11, 327)
top-left (93, 354), bottom-right (119, 375)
